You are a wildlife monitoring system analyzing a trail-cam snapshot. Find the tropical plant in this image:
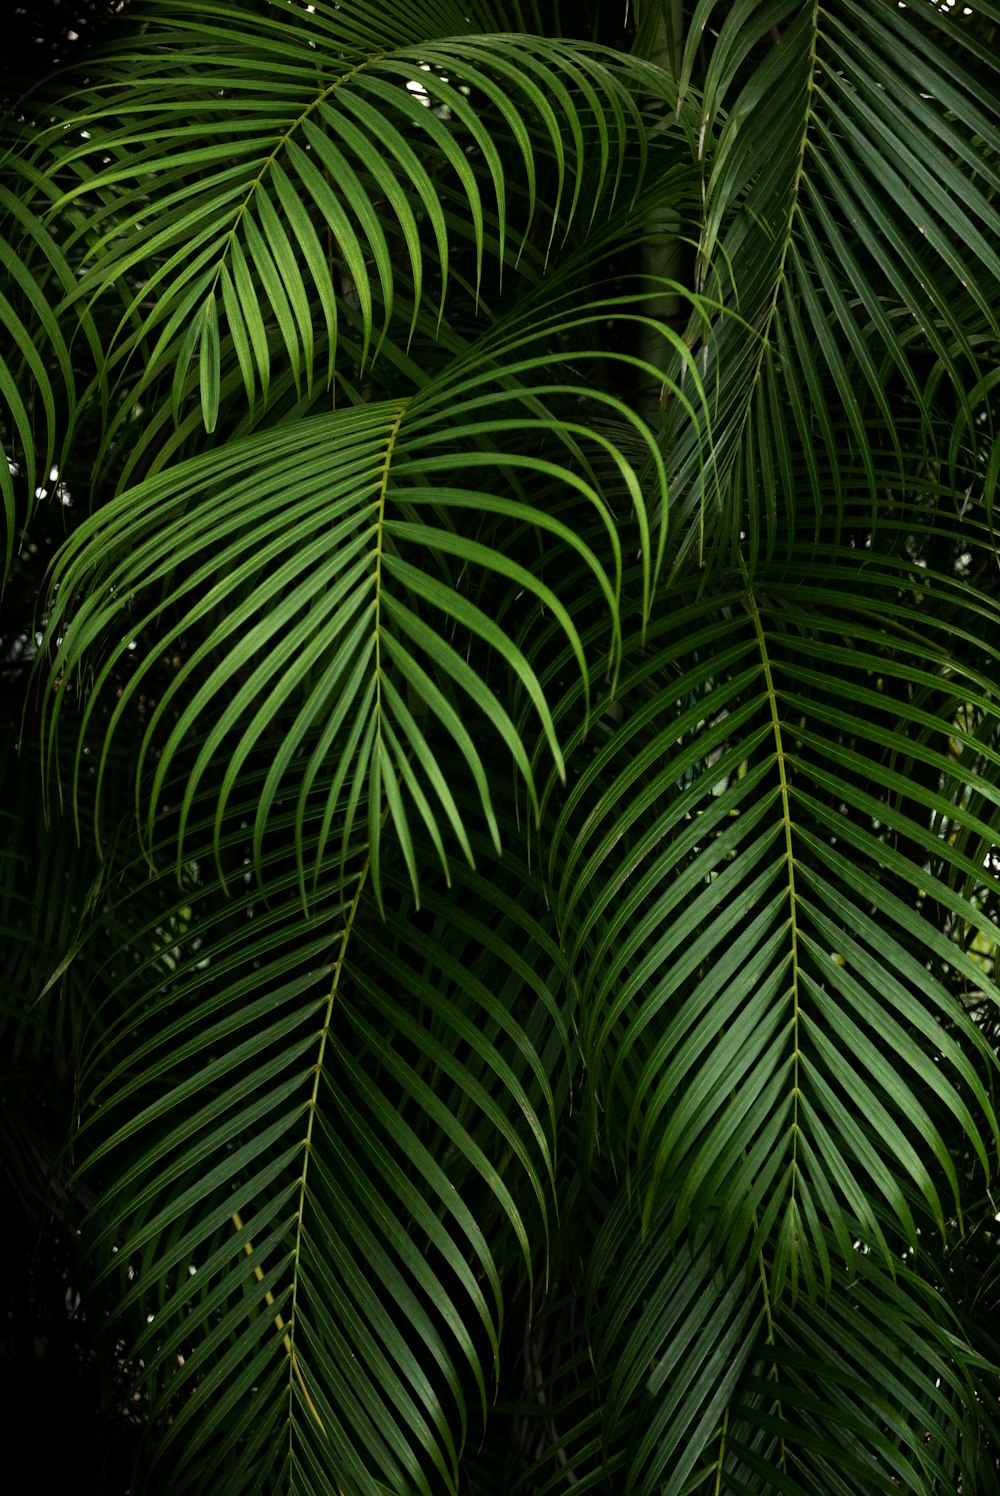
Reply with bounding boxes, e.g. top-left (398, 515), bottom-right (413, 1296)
top-left (5, 0), bottom-right (1000, 1490)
